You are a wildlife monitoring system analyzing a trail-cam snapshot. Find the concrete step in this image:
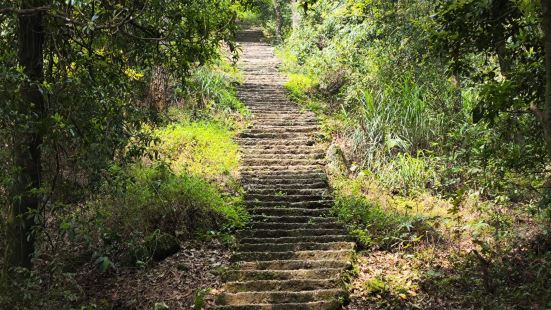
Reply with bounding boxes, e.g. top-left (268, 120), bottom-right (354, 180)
top-left (246, 188), bottom-right (328, 196)
top-left (238, 242), bottom-right (355, 252)
top-left (242, 159), bottom-right (325, 167)
top-left (249, 207), bottom-right (330, 217)
top-left (248, 222), bottom-right (342, 230)
top-left (245, 183), bottom-right (328, 191)
top-left (224, 279), bottom-right (340, 292)
top-left (249, 215), bottom-right (338, 223)
top-left (216, 289), bottom-right (346, 305)
top-left (231, 250), bottom-right (354, 262)
top-left (209, 300), bottom-right (341, 309)
top-left (244, 200), bottom-right (334, 208)
top-left (237, 229), bottom-right (346, 239)
top-left (245, 194), bottom-right (329, 203)
top-left (223, 268), bottom-right (342, 281)
top-left (235, 259), bottom-right (351, 271)
top-left (239, 235), bottom-right (354, 244)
